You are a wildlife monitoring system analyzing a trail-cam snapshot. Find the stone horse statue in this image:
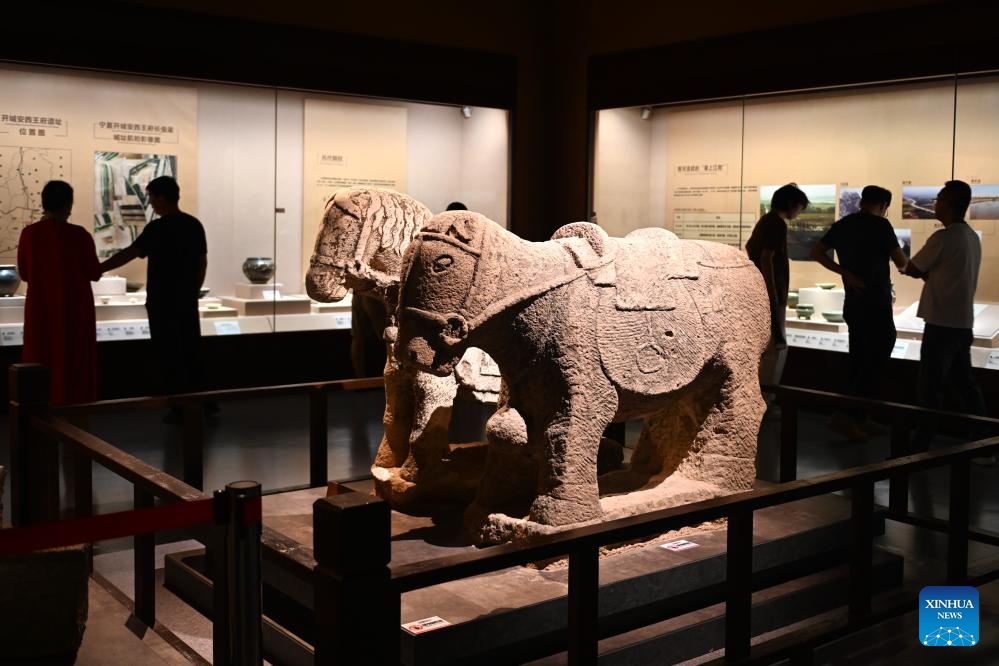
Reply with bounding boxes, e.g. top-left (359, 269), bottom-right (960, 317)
top-left (306, 188), bottom-right (500, 509)
top-left (396, 212), bottom-right (771, 543)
